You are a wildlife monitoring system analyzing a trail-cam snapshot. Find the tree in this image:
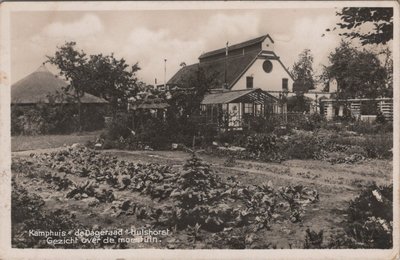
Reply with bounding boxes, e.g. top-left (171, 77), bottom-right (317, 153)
top-left (168, 66), bottom-right (217, 119)
top-left (166, 66), bottom-right (218, 137)
top-left (336, 7), bottom-right (393, 45)
top-left (379, 48), bottom-right (393, 97)
top-left (46, 42), bottom-right (89, 131)
top-left (47, 42), bottom-right (141, 122)
top-left (287, 95), bottom-right (311, 113)
top-left (86, 53), bottom-right (140, 112)
top-left (321, 41), bottom-right (389, 99)
top-left (291, 49), bottom-right (315, 92)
